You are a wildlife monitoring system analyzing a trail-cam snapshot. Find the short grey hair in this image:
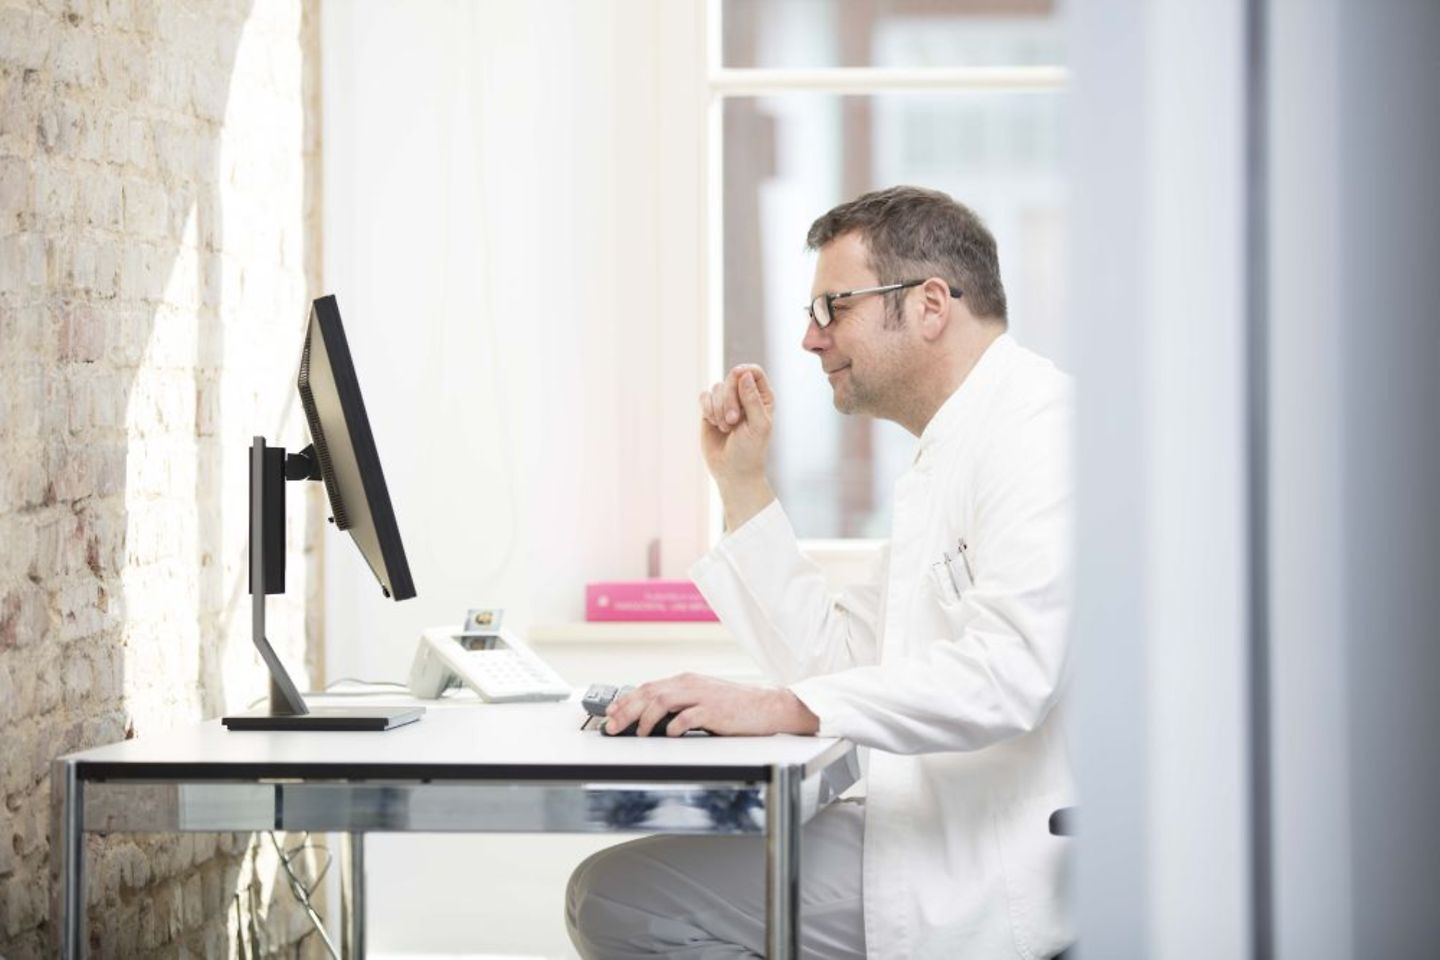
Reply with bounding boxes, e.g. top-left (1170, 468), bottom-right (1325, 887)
top-left (806, 186), bottom-right (1007, 323)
